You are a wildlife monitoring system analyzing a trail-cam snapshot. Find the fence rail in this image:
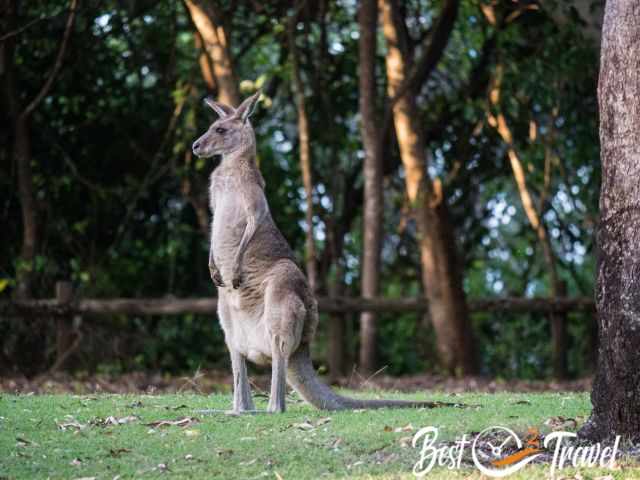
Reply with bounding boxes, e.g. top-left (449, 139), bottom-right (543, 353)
top-left (0, 295), bottom-right (595, 317)
top-left (0, 282), bottom-right (596, 378)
